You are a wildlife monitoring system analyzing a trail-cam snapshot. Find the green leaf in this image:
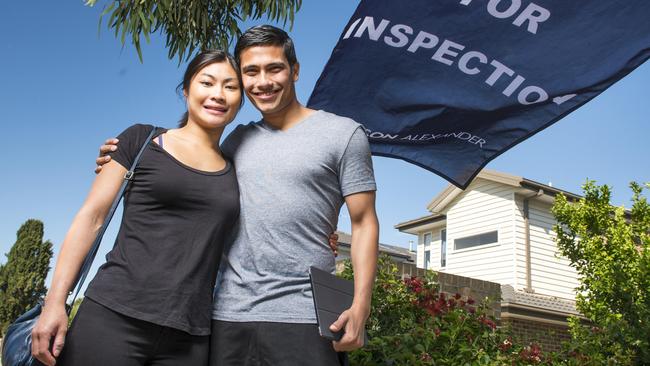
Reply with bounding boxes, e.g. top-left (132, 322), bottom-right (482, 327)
top-left (87, 0), bottom-right (304, 62)
top-left (134, 40), bottom-right (143, 63)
